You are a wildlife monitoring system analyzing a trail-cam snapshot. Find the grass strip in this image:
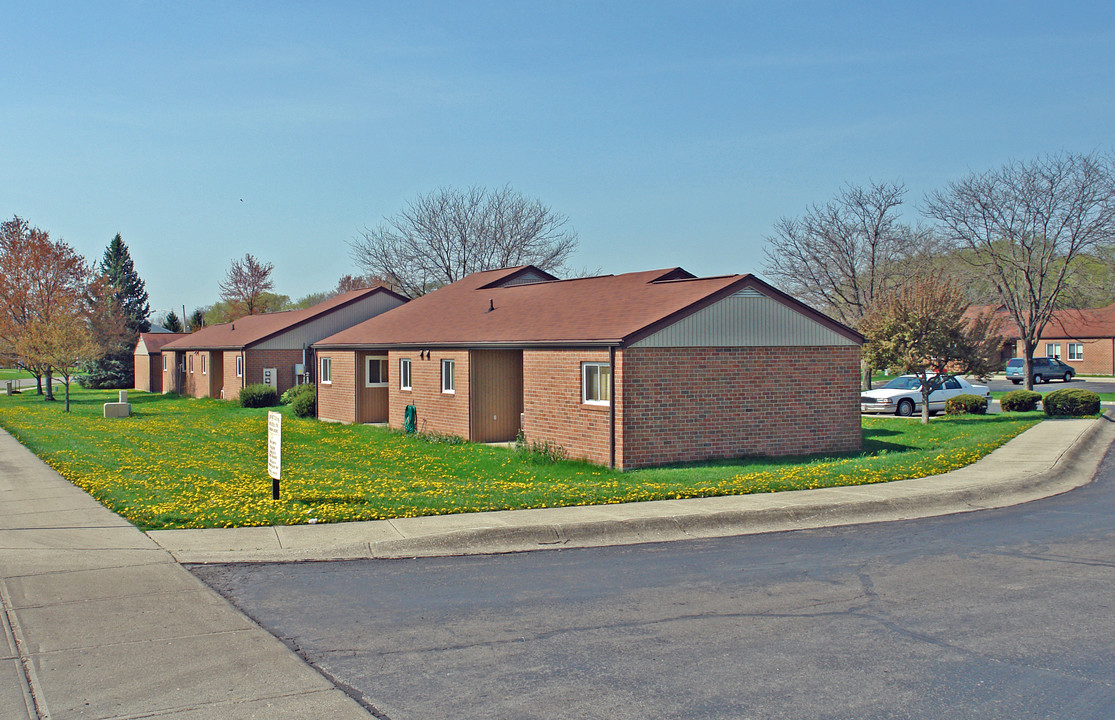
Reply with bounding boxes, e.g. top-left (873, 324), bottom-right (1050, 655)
top-left (0, 387), bottom-right (1042, 530)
